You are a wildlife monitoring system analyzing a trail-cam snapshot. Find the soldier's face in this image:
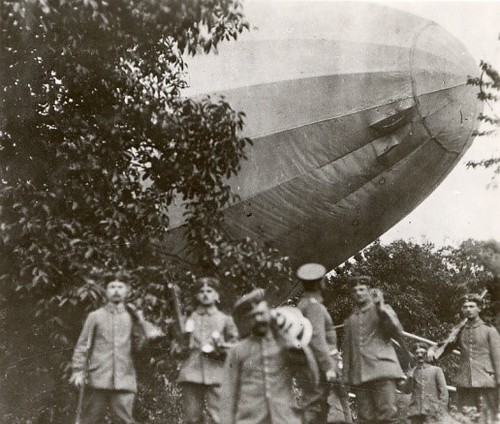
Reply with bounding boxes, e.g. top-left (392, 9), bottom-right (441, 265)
top-left (106, 281), bottom-right (129, 304)
top-left (461, 301), bottom-right (480, 320)
top-left (197, 285), bottom-right (218, 306)
top-left (249, 301), bottom-right (271, 336)
top-left (352, 284), bottom-right (371, 305)
top-left (415, 347), bottom-right (427, 363)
